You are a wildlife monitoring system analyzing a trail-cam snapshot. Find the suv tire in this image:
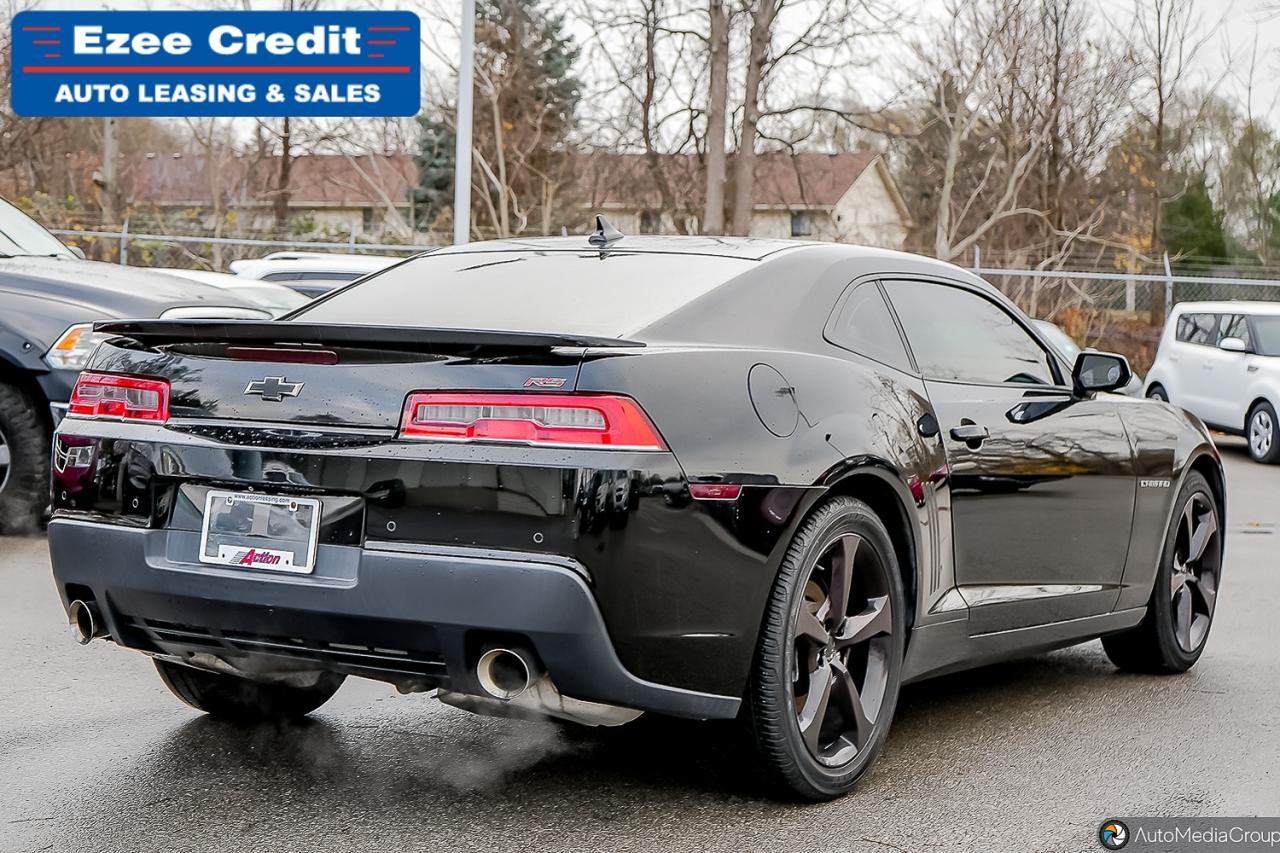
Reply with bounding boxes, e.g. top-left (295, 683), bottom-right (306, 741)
top-left (0, 383), bottom-right (49, 535)
top-left (1247, 401), bottom-right (1280, 464)
top-left (155, 660), bottom-right (345, 722)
